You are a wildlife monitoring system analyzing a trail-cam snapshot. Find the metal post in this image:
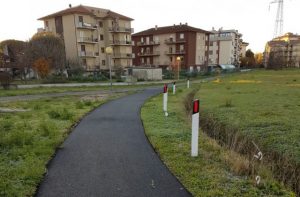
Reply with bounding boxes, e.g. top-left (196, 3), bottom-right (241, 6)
top-left (108, 55), bottom-right (112, 92)
top-left (105, 47), bottom-right (113, 92)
